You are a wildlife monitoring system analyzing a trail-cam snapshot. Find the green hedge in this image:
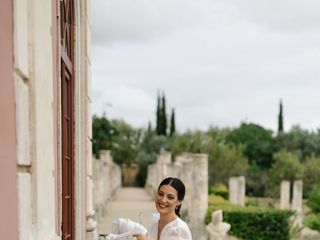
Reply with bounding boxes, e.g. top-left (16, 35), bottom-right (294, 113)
top-left (206, 195), bottom-right (294, 240)
top-left (209, 184), bottom-right (229, 199)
